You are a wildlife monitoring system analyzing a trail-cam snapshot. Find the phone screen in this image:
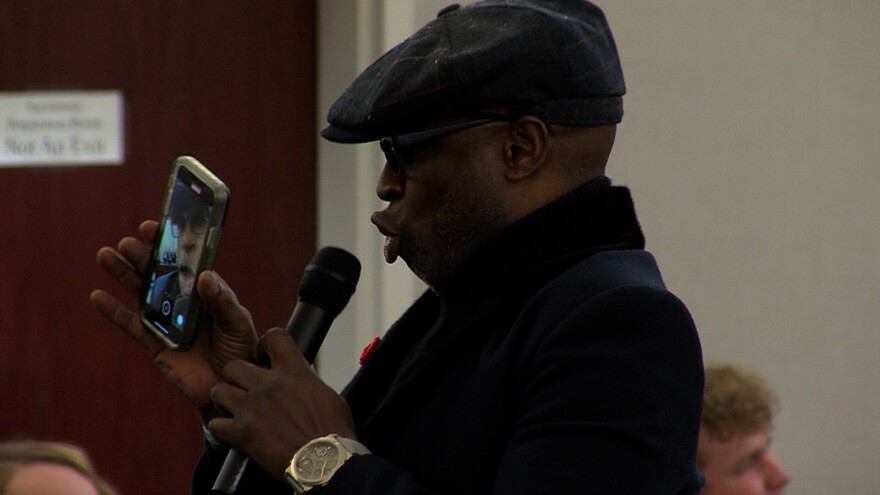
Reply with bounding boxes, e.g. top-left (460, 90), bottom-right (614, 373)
top-left (141, 161), bottom-right (224, 349)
